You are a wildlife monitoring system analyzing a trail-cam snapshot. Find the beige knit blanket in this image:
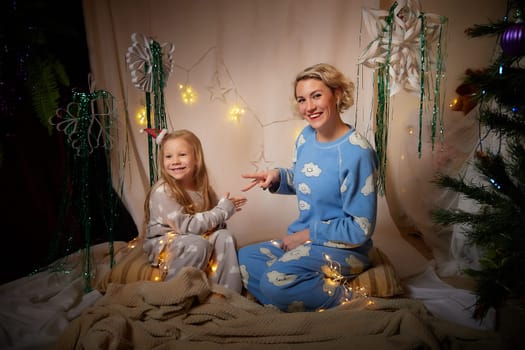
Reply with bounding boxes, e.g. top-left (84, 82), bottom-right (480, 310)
top-left (55, 267), bottom-right (501, 350)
